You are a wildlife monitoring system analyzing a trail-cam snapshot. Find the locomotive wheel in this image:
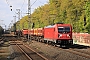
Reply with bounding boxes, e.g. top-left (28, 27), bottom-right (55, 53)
top-left (48, 41), bottom-right (51, 45)
top-left (51, 42), bottom-right (55, 46)
top-left (54, 44), bottom-right (57, 47)
top-left (44, 40), bottom-right (47, 44)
